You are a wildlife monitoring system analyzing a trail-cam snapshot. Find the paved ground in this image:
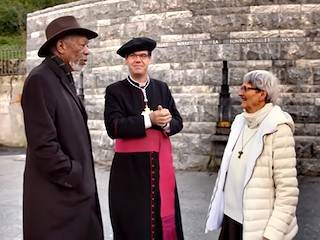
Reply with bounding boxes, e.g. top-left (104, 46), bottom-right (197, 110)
top-left (0, 151), bottom-right (319, 239)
